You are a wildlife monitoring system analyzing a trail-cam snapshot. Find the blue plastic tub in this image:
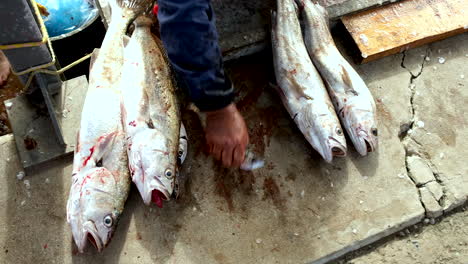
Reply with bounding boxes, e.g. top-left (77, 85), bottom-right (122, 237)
top-left (38, 0), bottom-right (99, 40)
